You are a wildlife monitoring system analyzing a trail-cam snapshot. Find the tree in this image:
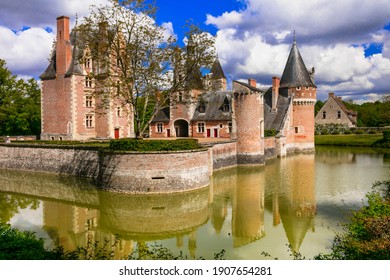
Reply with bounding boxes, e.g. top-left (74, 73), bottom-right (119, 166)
top-left (0, 59), bottom-right (41, 136)
top-left (77, 0), bottom-right (216, 138)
